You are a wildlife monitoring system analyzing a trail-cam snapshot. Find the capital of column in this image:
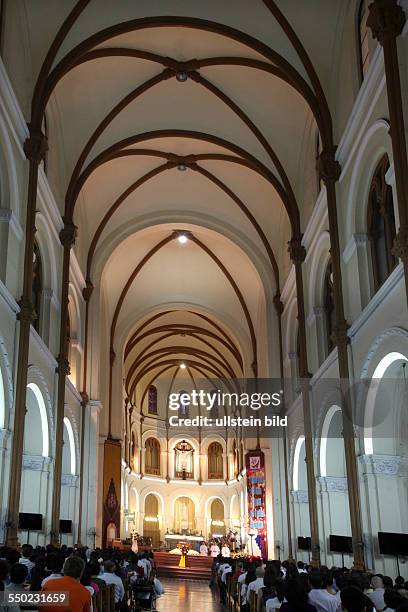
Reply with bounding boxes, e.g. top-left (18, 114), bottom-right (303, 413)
top-left (273, 293), bottom-right (284, 315)
top-left (316, 147), bottom-right (341, 185)
top-left (17, 297), bottom-right (35, 323)
top-left (83, 278), bottom-right (94, 302)
top-left (288, 235), bottom-right (306, 264)
top-left (392, 225), bottom-right (408, 263)
top-left (80, 391), bottom-right (89, 408)
top-left (59, 218), bottom-right (77, 248)
top-left (23, 128), bottom-right (48, 164)
top-left (367, 0), bottom-right (405, 45)
top-left (56, 354), bottom-right (70, 376)
top-left (331, 318), bottom-right (350, 347)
